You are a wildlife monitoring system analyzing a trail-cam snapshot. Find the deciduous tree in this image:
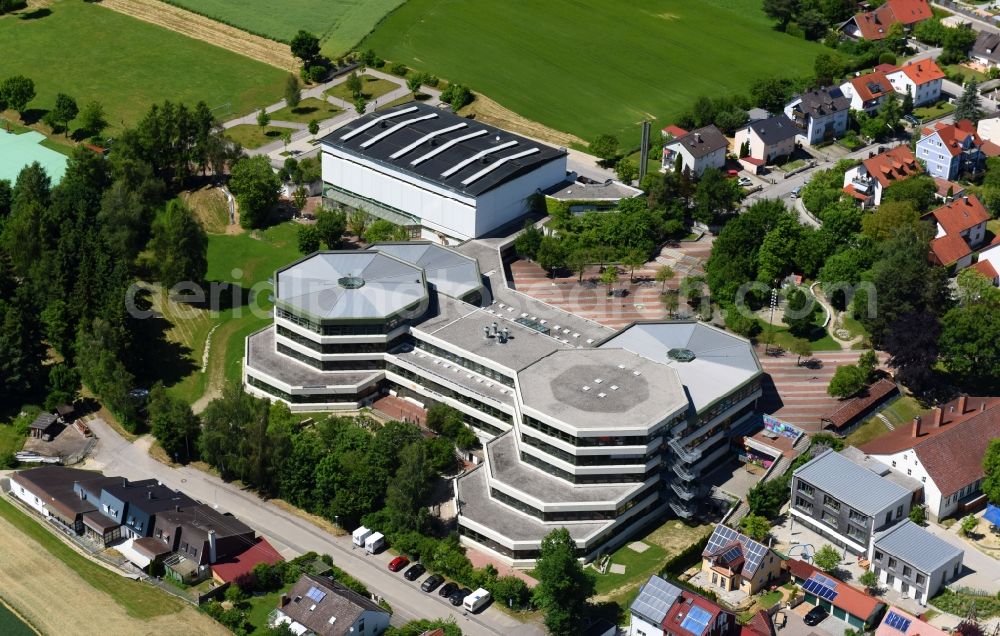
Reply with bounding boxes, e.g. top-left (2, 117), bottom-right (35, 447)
top-left (1, 75), bottom-right (35, 120)
top-left (315, 207), bottom-right (346, 248)
top-left (297, 224), bottom-right (321, 253)
top-left (229, 155), bottom-right (281, 229)
top-left (827, 364), bottom-right (867, 398)
top-left (284, 74), bottom-right (301, 109)
top-left (739, 514), bottom-right (771, 541)
top-left (290, 30), bottom-right (321, 66)
top-left (50, 93), bottom-right (78, 135)
top-left (148, 383), bottom-right (201, 464)
top-left (533, 528), bottom-right (595, 636)
top-left (813, 544), bottom-right (842, 572)
top-left (77, 100), bottom-right (108, 140)
top-left (983, 439), bottom-right (1000, 506)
